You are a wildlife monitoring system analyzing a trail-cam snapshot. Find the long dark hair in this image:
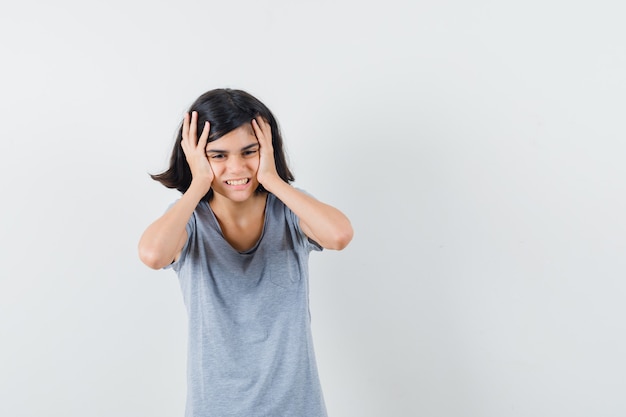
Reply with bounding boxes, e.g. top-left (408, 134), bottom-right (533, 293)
top-left (151, 88), bottom-right (294, 200)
